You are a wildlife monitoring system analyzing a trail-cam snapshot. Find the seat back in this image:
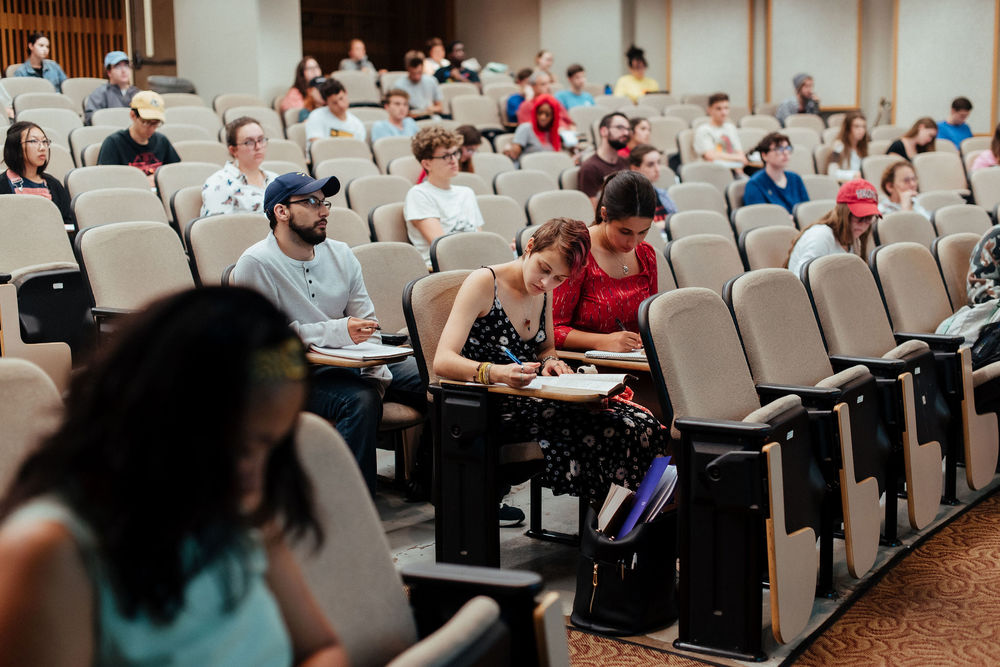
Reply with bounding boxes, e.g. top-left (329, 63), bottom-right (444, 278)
top-left (75, 221), bottom-right (195, 310)
top-left (664, 104), bottom-right (704, 126)
top-left (154, 161), bottom-right (222, 223)
top-left (13, 92), bottom-right (76, 115)
top-left (346, 174), bottom-right (411, 218)
top-left (739, 114), bottom-right (782, 132)
top-left (352, 242), bottom-right (428, 333)
top-left (526, 190), bottom-right (593, 227)
top-left (519, 152), bottom-right (575, 185)
top-left (737, 127), bottom-right (767, 153)
top-left (368, 202), bottom-right (408, 244)
top-left (732, 203), bottom-right (795, 236)
top-left (640, 287), bottom-right (760, 422)
top-left (912, 152), bottom-right (967, 192)
top-left (372, 136), bottom-right (416, 172)
top-left (784, 113), bottom-right (825, 134)
top-left (387, 155), bottom-right (422, 183)
top-left (667, 181), bottom-right (727, 215)
top-left (212, 93), bottom-right (266, 117)
top-left (45, 144), bottom-right (74, 183)
top-left (861, 154), bottom-right (905, 188)
top-left (476, 194), bottom-right (527, 244)
top-left (725, 269), bottom-right (833, 385)
top-left (870, 125), bottom-right (904, 142)
top-left (185, 214), bottom-right (270, 285)
top-left (173, 140), bottom-right (229, 166)
top-left (431, 231), bottom-right (513, 272)
top-left (0, 287), bottom-right (72, 396)
top-left (647, 116), bottom-right (686, 158)
top-left (666, 210), bottom-right (732, 242)
top-left (164, 106), bottom-right (223, 136)
top-left (404, 270), bottom-right (473, 386)
top-left (679, 161), bottom-right (733, 195)
top-left (594, 94), bottom-right (632, 110)
top-left (160, 92), bottom-right (207, 108)
top-left (666, 233), bottom-right (745, 294)
top-left (932, 232), bottom-right (979, 312)
top-left (80, 143), bottom-right (102, 167)
top-left (970, 164), bottom-right (1000, 212)
top-left (675, 129), bottom-right (697, 164)
top-left (793, 199), bottom-right (834, 229)
top-left (725, 180), bottom-right (746, 212)
top-left (784, 126), bottom-right (821, 152)
top-left (801, 174), bottom-right (839, 201)
top-left (471, 153), bottom-right (516, 192)
top-left (932, 204), bottom-right (991, 237)
top-left (310, 137), bottom-right (372, 164)
top-left (327, 207), bottom-right (372, 247)
top-left (451, 95), bottom-right (502, 127)
top-left (785, 145), bottom-right (816, 175)
top-left (331, 70), bottom-right (381, 106)
top-left (2, 77), bottom-right (55, 97)
top-left (0, 195), bottom-right (77, 275)
top-left (915, 189), bottom-right (965, 214)
top-left (65, 165), bottom-right (151, 198)
top-left (452, 172), bottom-right (491, 195)
top-left (17, 108), bottom-right (81, 148)
top-left (72, 188), bottom-right (168, 232)
top-left (874, 211), bottom-right (936, 249)
top-left (291, 412), bottom-right (418, 666)
top-left (88, 107), bottom-right (130, 129)
top-left (739, 226), bottom-right (800, 270)
top-left (312, 158), bottom-right (380, 209)
top-left (800, 253), bottom-right (897, 357)
top-left (870, 242), bottom-right (954, 334)
top-left (68, 125), bottom-right (117, 167)
top-left (494, 170), bottom-right (558, 209)
top-left (0, 358), bottom-right (63, 490)
top-left (171, 186), bottom-right (205, 236)
top-left (637, 92), bottom-right (677, 111)
top-left (221, 106), bottom-right (283, 138)
top-left (263, 138), bottom-right (307, 171)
